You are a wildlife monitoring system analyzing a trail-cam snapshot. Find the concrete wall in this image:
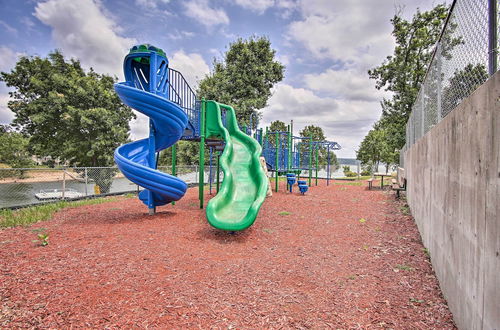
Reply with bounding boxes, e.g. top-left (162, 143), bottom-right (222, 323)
top-left (404, 71), bottom-right (499, 330)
